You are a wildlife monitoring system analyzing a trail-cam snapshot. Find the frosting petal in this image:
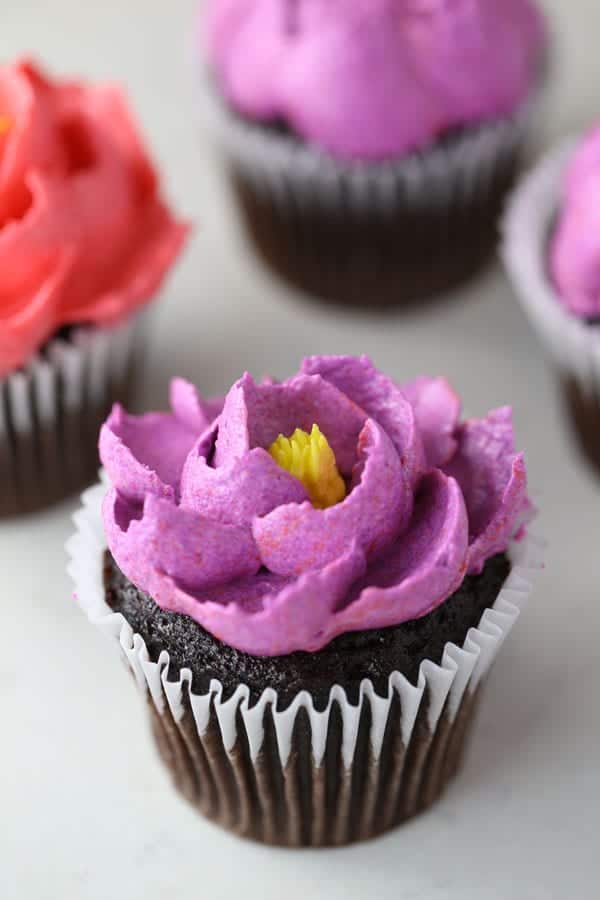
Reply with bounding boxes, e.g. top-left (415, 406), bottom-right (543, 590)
top-left (103, 488), bottom-right (260, 597)
top-left (0, 59), bottom-right (188, 376)
top-left (169, 377), bottom-right (223, 433)
top-left (212, 376), bottom-right (251, 466)
top-left (99, 404), bottom-right (199, 502)
top-left (252, 418), bottom-right (412, 575)
top-left (180, 446), bottom-right (309, 524)
top-left (301, 354), bottom-right (425, 485)
top-left (215, 371), bottom-right (366, 472)
top-left (0, 172), bottom-right (77, 374)
top-left (17, 88), bottom-right (188, 327)
top-left (443, 407), bottom-right (529, 573)
top-left (334, 470), bottom-right (469, 632)
top-left (0, 61), bottom-right (66, 224)
top-left (401, 376), bottom-right (461, 468)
